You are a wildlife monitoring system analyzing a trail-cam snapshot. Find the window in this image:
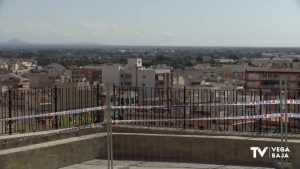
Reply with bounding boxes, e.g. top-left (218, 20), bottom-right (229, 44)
top-left (142, 83), bottom-right (145, 86)
top-left (120, 74), bottom-right (123, 78)
top-left (143, 75), bottom-right (146, 78)
top-left (261, 80), bottom-right (279, 86)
